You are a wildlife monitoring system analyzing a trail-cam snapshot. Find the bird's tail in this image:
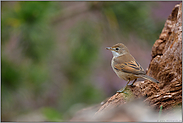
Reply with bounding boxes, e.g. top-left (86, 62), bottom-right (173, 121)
top-left (139, 75), bottom-right (159, 83)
